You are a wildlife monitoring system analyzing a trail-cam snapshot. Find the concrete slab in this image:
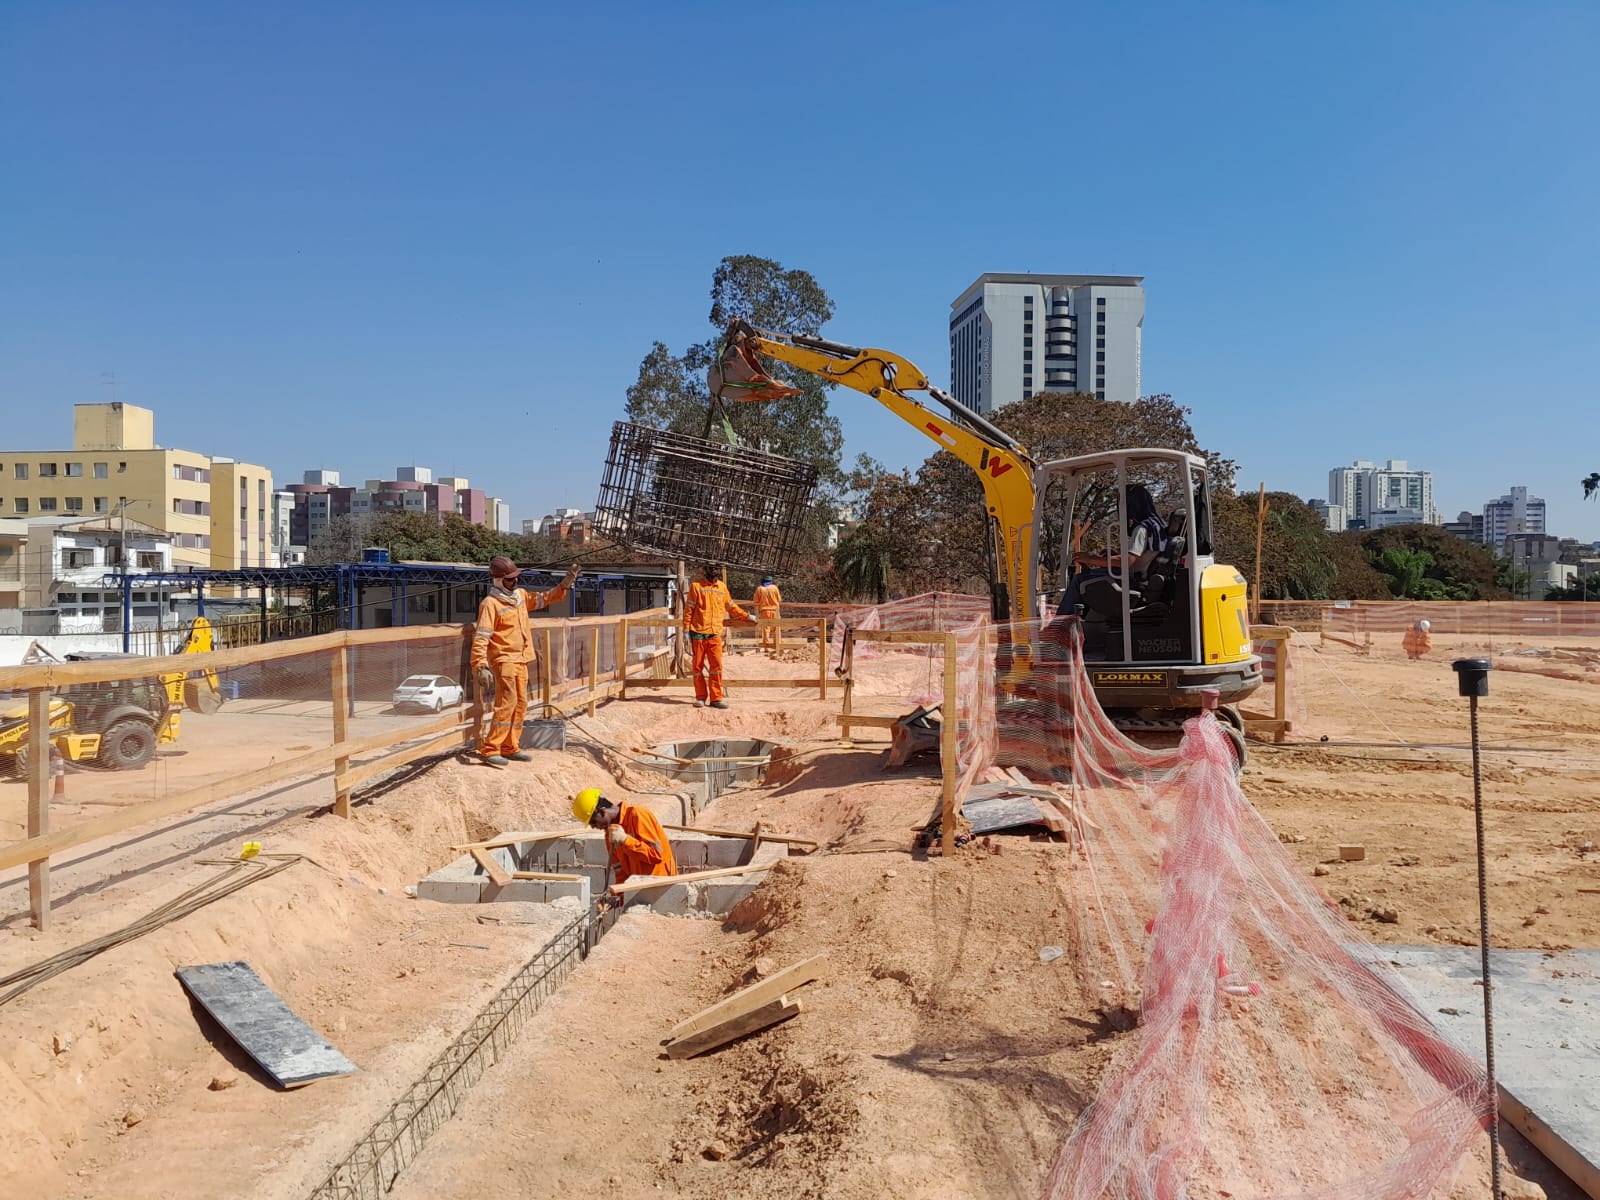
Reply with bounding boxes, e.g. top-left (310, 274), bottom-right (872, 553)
top-left (1357, 946), bottom-right (1600, 1196)
top-left (416, 878), bottom-right (484, 904)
